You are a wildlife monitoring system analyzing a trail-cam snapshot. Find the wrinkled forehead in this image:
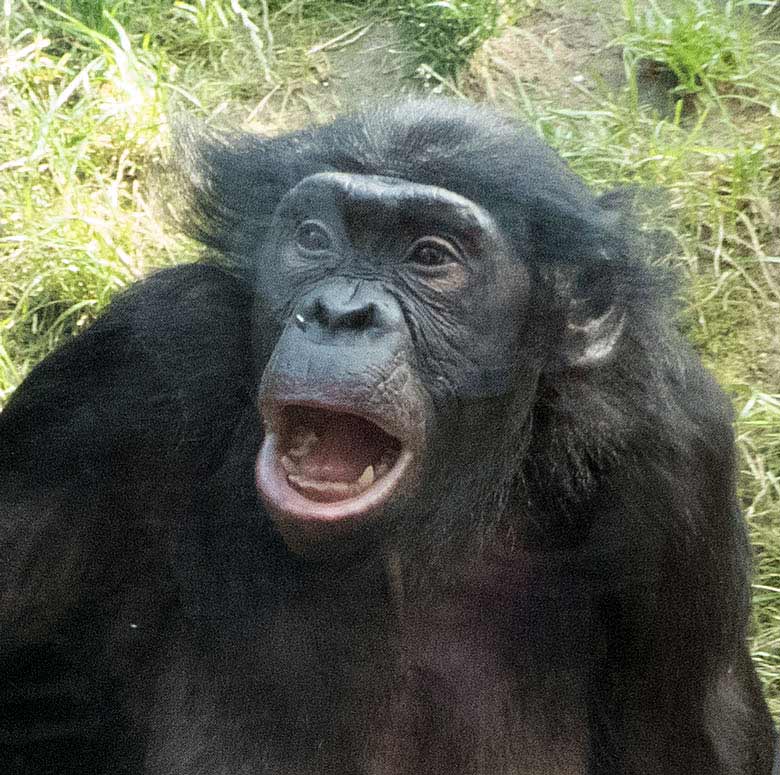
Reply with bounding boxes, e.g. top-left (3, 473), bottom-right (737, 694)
top-left (274, 172), bottom-right (506, 252)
